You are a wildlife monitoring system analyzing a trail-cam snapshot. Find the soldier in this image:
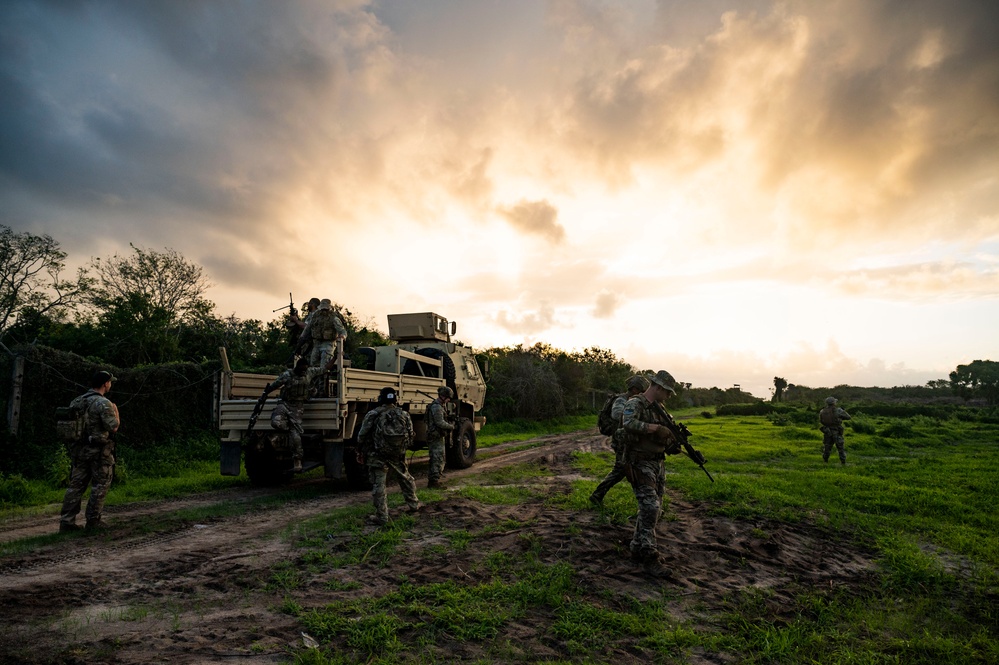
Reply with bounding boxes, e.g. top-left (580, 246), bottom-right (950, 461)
top-left (620, 370), bottom-right (681, 566)
top-left (297, 298), bottom-right (347, 369)
top-left (288, 297), bottom-right (321, 349)
top-left (259, 356), bottom-right (333, 472)
top-left (357, 387), bottom-right (422, 526)
top-left (819, 396), bottom-right (851, 464)
top-left (425, 386), bottom-right (456, 489)
top-left (59, 370), bottom-right (120, 533)
top-left (589, 374), bottom-right (651, 505)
